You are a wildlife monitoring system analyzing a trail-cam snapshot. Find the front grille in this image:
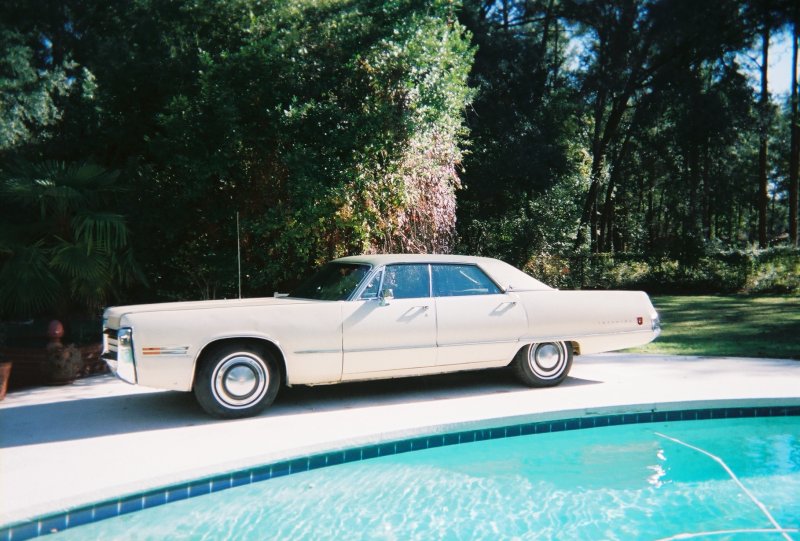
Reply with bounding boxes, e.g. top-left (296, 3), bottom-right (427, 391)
top-left (102, 327), bottom-right (119, 361)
